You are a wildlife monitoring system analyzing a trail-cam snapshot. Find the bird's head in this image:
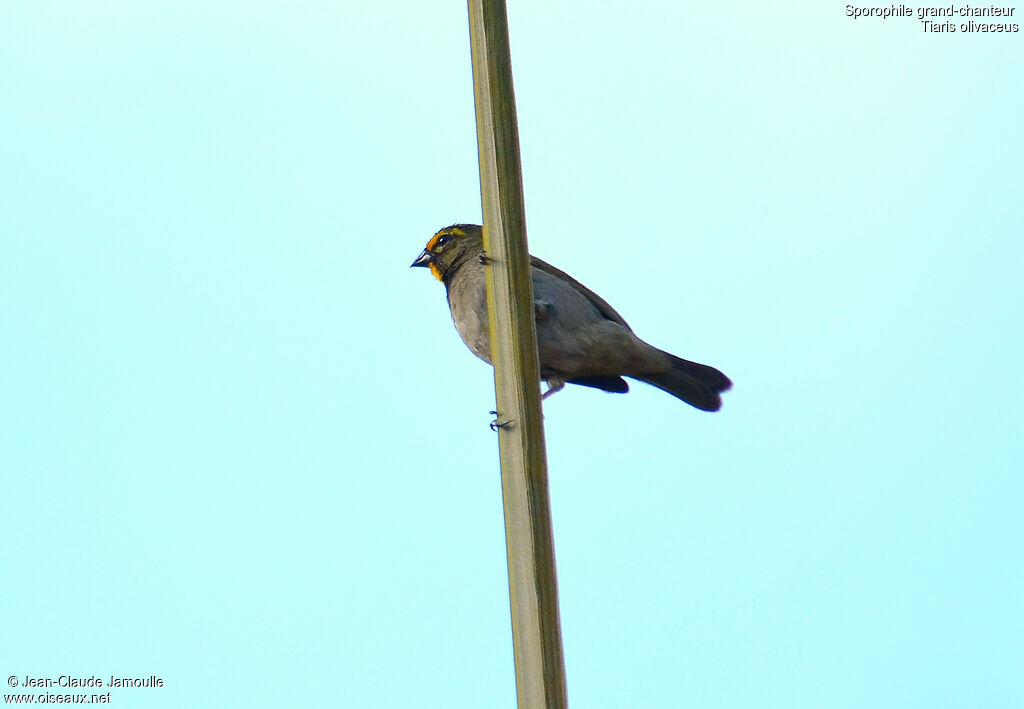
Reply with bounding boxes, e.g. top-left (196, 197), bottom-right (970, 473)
top-left (410, 224), bottom-right (483, 281)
